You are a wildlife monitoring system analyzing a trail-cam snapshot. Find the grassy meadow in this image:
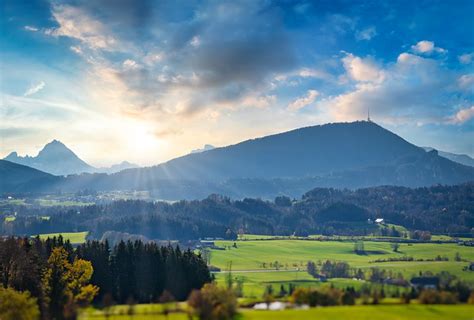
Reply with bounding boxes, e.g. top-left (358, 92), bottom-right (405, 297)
top-left (78, 304), bottom-right (474, 320)
top-left (209, 239), bottom-right (474, 297)
top-left (36, 231), bottom-right (89, 244)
